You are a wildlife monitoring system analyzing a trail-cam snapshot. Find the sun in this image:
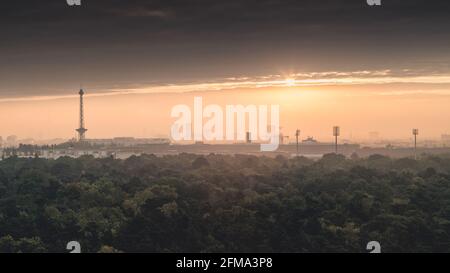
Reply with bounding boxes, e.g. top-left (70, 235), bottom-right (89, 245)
top-left (284, 78), bottom-right (296, 86)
